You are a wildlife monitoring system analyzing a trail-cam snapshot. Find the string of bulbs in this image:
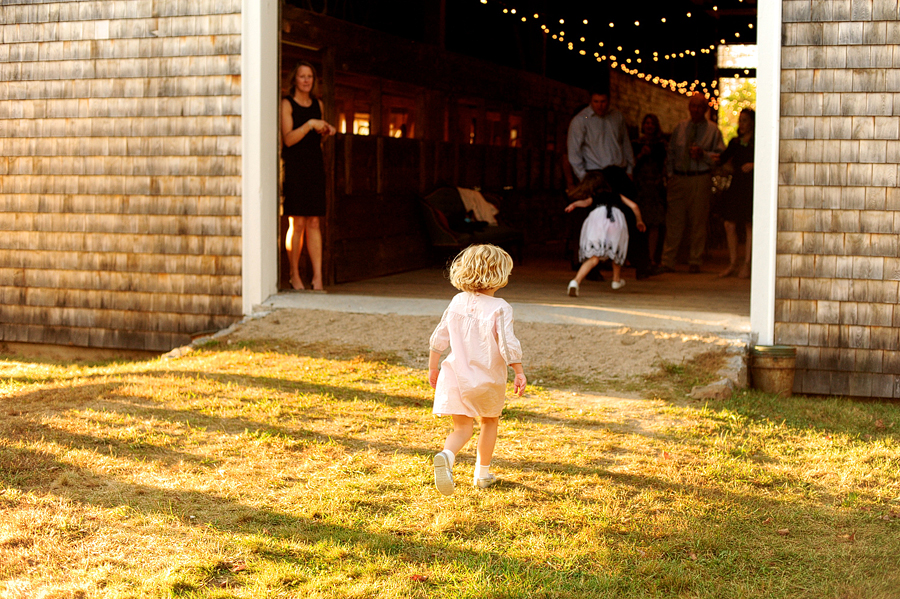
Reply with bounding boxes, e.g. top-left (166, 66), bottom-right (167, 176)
top-left (477, 0), bottom-right (756, 106)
